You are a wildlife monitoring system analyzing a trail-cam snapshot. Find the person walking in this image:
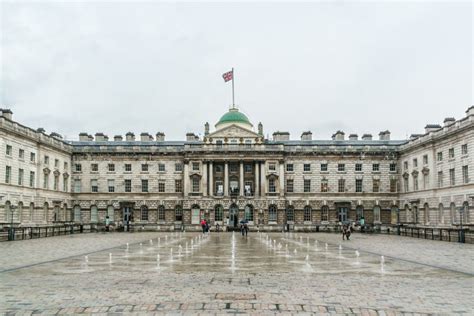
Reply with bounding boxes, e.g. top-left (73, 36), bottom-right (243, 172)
top-left (201, 219), bottom-right (206, 234)
top-left (342, 225), bottom-right (347, 240)
top-left (244, 222), bottom-right (249, 237)
top-left (360, 216), bottom-right (365, 233)
top-left (105, 215), bottom-right (110, 232)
